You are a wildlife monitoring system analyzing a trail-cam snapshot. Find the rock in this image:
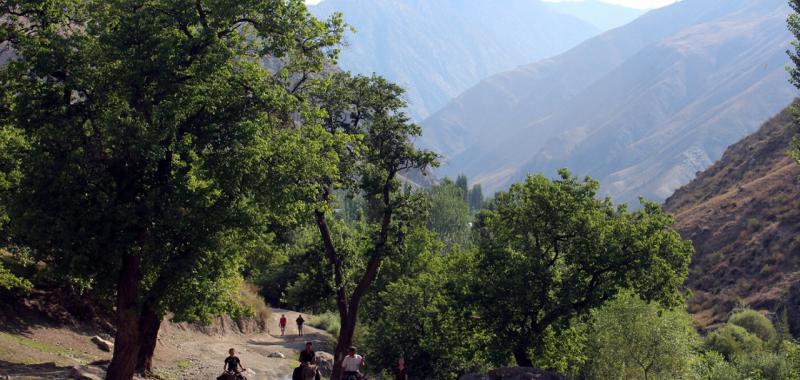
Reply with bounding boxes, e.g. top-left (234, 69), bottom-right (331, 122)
top-left (70, 365), bottom-right (105, 380)
top-left (315, 351), bottom-right (334, 377)
top-left (268, 352), bottom-right (286, 358)
top-left (91, 335), bottom-right (114, 352)
top-left (459, 367), bottom-right (566, 380)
